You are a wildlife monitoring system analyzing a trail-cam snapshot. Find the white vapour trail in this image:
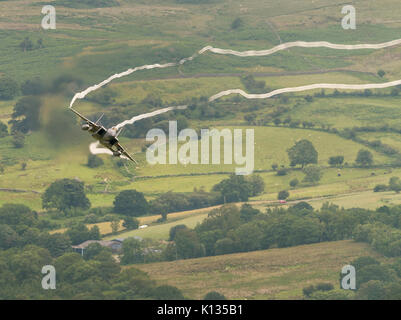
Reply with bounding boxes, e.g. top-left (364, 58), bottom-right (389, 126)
top-left (68, 38), bottom-right (401, 157)
top-left (209, 79), bottom-right (401, 101)
top-left (198, 38), bottom-right (401, 57)
top-left (69, 38), bottom-right (401, 109)
top-left (69, 56), bottom-right (197, 109)
top-left (115, 105), bottom-right (188, 130)
top-left (89, 141), bottom-right (113, 156)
